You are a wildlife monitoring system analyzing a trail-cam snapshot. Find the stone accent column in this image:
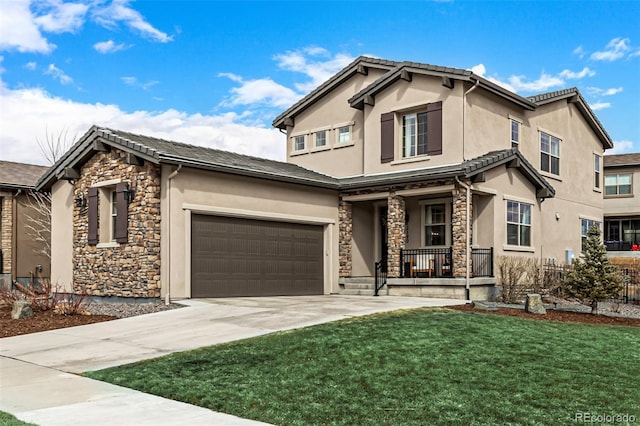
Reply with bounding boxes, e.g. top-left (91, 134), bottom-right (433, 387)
top-left (387, 193), bottom-right (406, 278)
top-left (452, 180), bottom-right (473, 278)
top-left (338, 199), bottom-right (352, 277)
top-left (1, 196), bottom-right (13, 275)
